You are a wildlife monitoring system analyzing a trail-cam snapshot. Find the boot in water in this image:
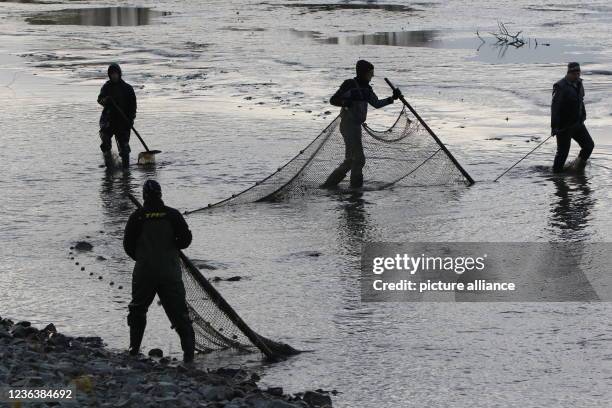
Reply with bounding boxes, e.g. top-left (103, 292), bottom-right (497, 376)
top-left (121, 154), bottom-right (130, 169)
top-left (566, 156), bottom-right (587, 173)
top-left (103, 151), bottom-right (114, 168)
top-left (321, 167), bottom-right (349, 189)
top-left (573, 156), bottom-right (587, 171)
top-left (350, 171), bottom-right (364, 189)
